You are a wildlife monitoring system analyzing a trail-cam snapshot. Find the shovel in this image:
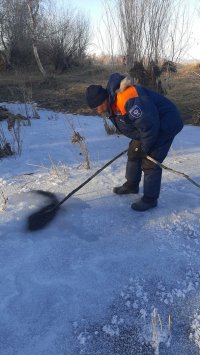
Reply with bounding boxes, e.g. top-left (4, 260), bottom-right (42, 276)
top-left (27, 149), bottom-right (200, 232)
top-left (27, 148), bottom-right (128, 231)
